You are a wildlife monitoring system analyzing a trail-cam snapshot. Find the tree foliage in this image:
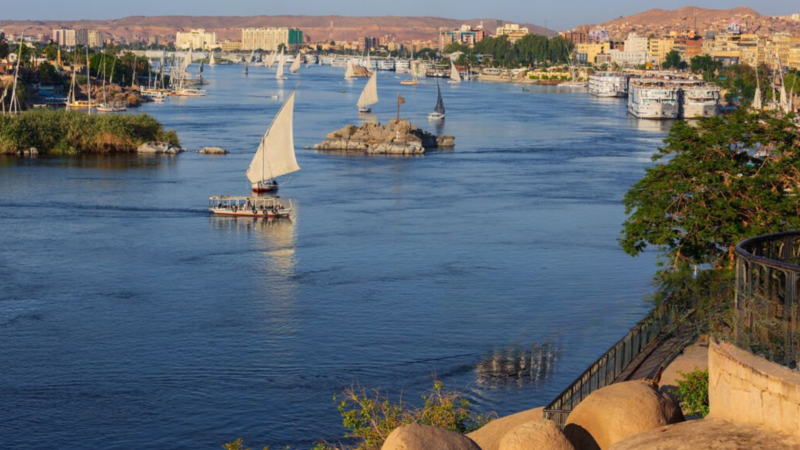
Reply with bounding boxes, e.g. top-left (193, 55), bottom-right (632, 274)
top-left (36, 61), bottom-right (60, 85)
top-left (620, 110), bottom-right (800, 271)
top-left (662, 50), bottom-right (685, 70)
top-left (0, 41), bottom-right (9, 59)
